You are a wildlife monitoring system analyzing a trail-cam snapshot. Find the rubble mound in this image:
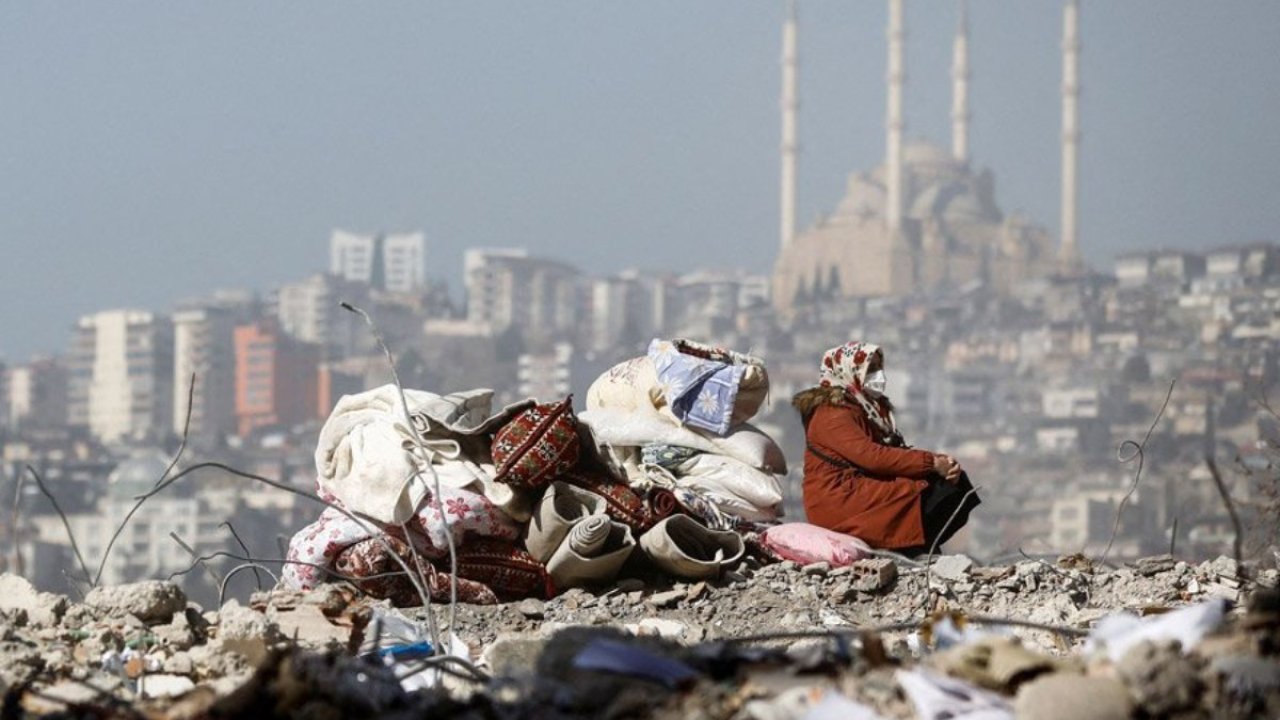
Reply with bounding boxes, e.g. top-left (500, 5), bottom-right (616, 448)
top-left (0, 553), bottom-right (1276, 719)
